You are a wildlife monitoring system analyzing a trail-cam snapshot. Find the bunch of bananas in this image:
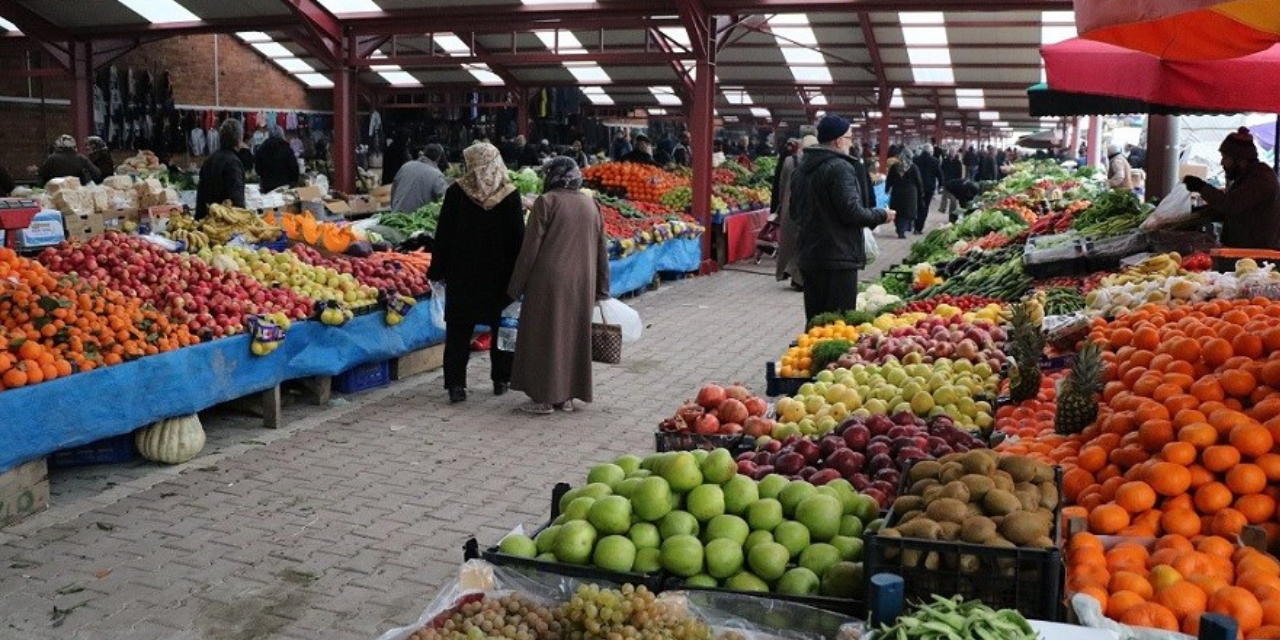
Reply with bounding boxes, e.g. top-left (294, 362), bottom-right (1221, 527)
top-left (1021, 290), bottom-right (1047, 325)
top-left (164, 213), bottom-right (211, 251)
top-left (1100, 252), bottom-right (1185, 287)
top-left (203, 203), bottom-right (282, 244)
